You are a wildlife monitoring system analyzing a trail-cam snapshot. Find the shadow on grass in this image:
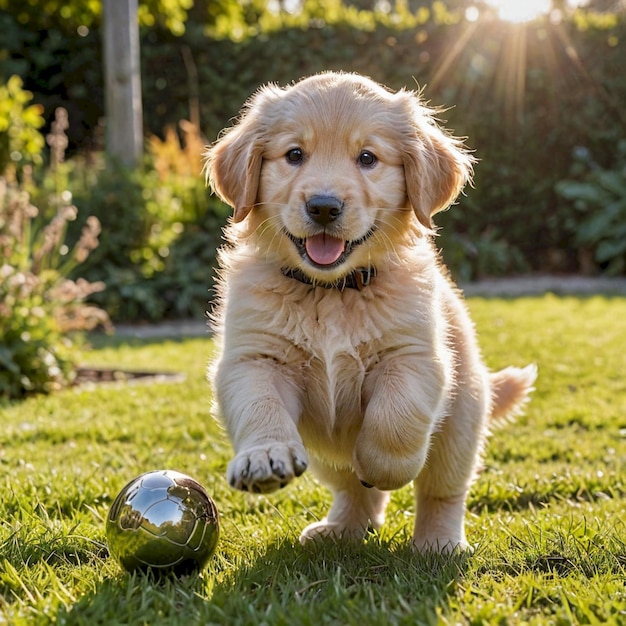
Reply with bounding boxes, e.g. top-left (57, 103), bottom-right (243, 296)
top-left (215, 536), bottom-right (468, 619)
top-left (57, 537), bottom-right (469, 624)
